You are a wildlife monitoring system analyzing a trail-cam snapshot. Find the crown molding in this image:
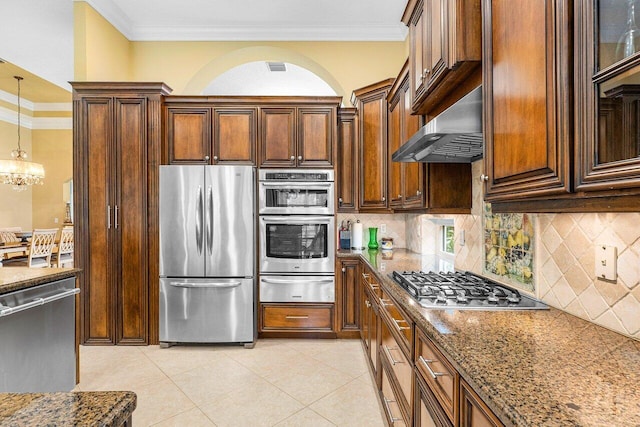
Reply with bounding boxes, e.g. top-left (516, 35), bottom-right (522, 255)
top-left (78, 0), bottom-right (134, 40)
